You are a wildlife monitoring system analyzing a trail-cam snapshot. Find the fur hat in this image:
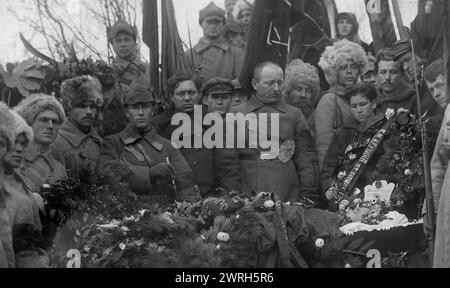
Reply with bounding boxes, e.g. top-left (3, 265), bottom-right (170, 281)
top-left (61, 75), bottom-right (103, 113)
top-left (285, 59), bottom-right (320, 102)
top-left (319, 39), bottom-right (368, 87)
top-left (0, 102), bottom-right (15, 150)
top-left (232, 0), bottom-right (253, 22)
top-left (14, 94), bottom-right (65, 126)
top-left (9, 110), bottom-right (33, 147)
top-left (108, 20), bottom-right (137, 43)
top-left (199, 2), bottom-right (225, 25)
